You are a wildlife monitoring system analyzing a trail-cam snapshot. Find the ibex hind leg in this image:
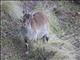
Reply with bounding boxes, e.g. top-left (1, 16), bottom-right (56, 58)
top-left (42, 35), bottom-right (49, 43)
